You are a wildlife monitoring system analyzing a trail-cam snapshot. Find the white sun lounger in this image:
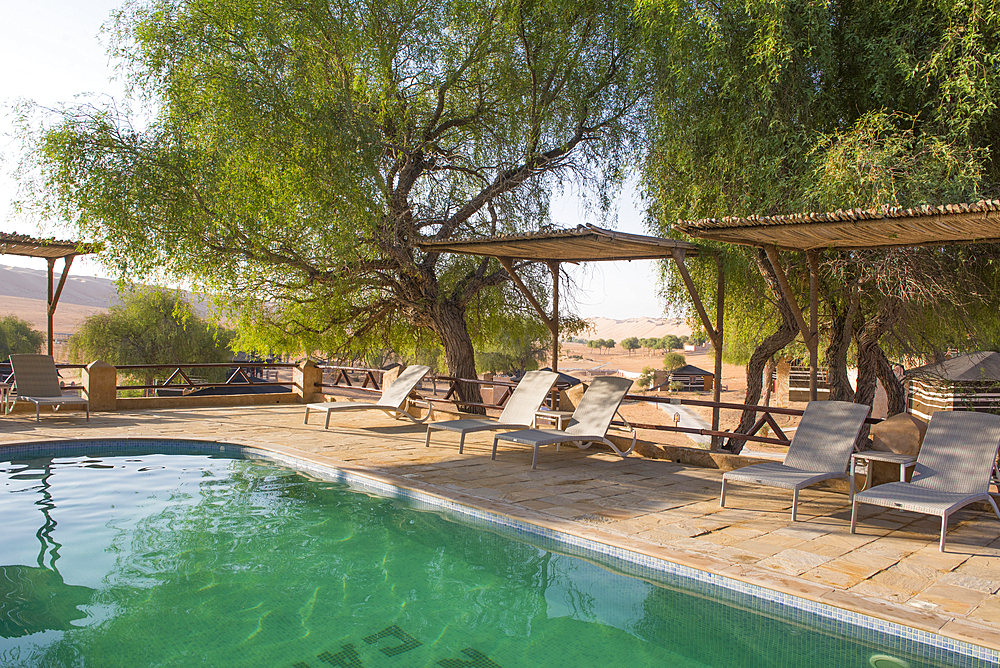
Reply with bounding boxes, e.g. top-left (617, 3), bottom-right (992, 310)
top-left (9, 354), bottom-right (89, 422)
top-left (491, 376), bottom-right (635, 469)
top-left (424, 370), bottom-right (559, 451)
top-left (720, 401), bottom-right (871, 520)
top-left (304, 365), bottom-right (433, 427)
top-left (851, 410), bottom-right (1000, 552)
